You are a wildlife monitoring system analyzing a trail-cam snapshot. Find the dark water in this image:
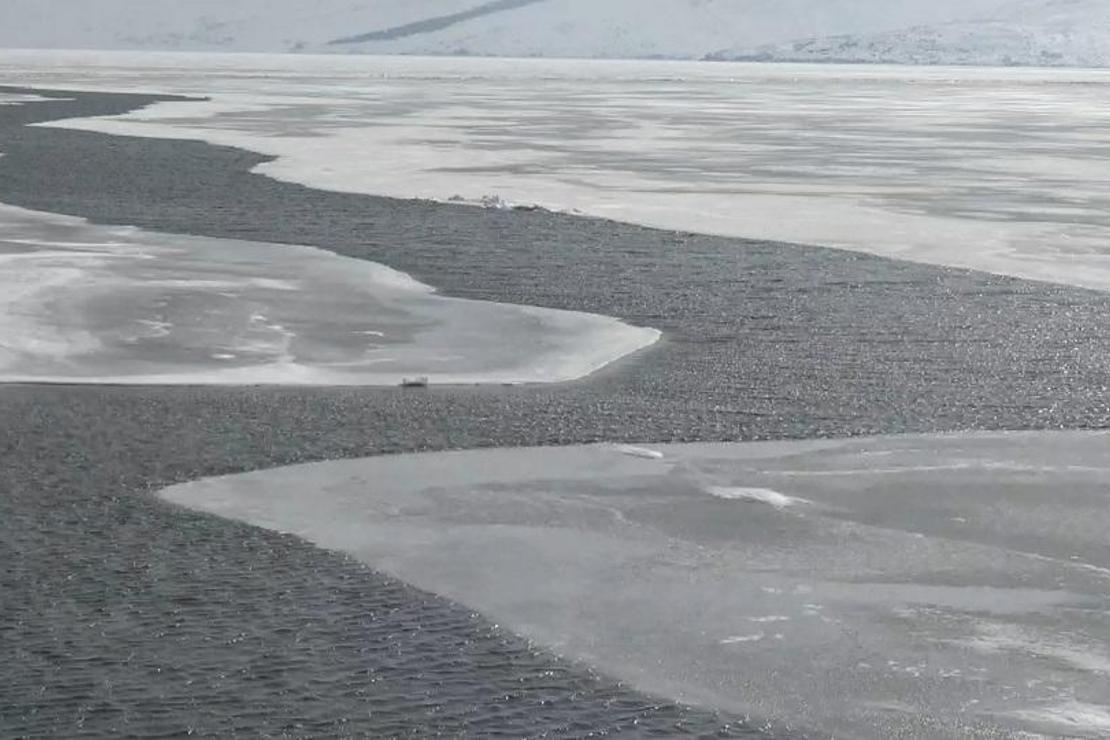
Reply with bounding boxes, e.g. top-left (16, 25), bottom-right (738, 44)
top-left (2, 87), bottom-right (1109, 738)
top-left (1, 390), bottom-right (767, 740)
